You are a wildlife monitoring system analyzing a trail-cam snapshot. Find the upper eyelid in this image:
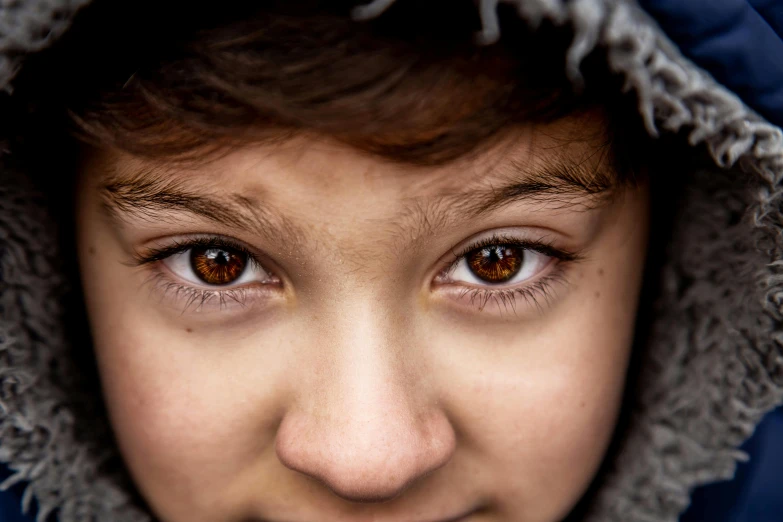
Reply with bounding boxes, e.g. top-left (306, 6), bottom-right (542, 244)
top-left (447, 234), bottom-right (582, 265)
top-left (131, 235), bottom-right (262, 267)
